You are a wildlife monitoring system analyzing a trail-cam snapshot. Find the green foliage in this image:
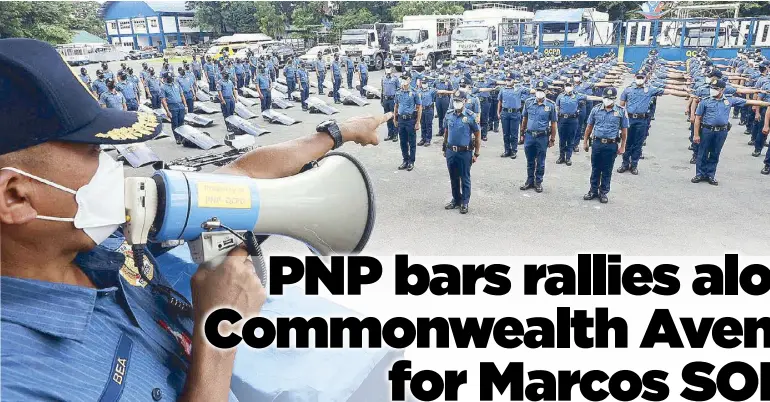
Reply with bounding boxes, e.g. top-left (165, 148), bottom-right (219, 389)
top-left (222, 2), bottom-right (258, 33)
top-left (332, 8), bottom-right (377, 34)
top-left (69, 2), bottom-right (105, 38)
top-left (292, 2), bottom-right (325, 39)
top-left (0, 1), bottom-right (104, 44)
top-left (188, 1), bottom-right (228, 33)
top-left (254, 2), bottom-right (286, 38)
top-left (390, 1), bottom-right (465, 22)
